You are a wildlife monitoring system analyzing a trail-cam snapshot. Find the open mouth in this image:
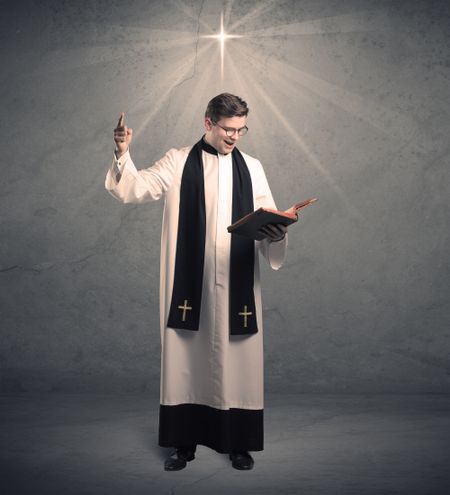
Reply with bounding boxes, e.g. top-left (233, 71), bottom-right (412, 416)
top-left (224, 140), bottom-right (234, 146)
